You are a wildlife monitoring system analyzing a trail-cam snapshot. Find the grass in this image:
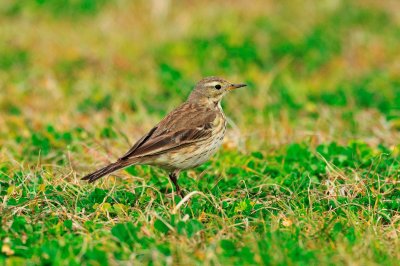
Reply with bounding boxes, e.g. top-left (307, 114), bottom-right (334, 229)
top-left (0, 0), bottom-right (399, 265)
